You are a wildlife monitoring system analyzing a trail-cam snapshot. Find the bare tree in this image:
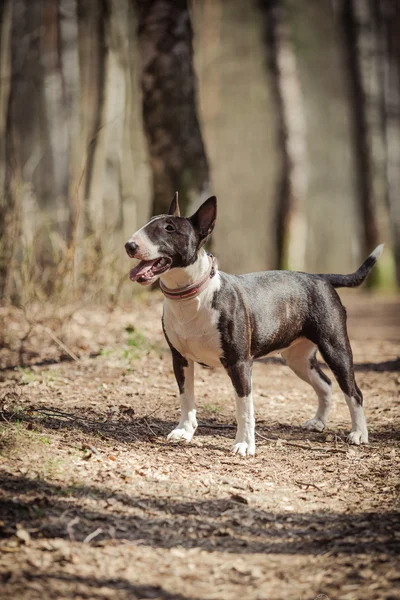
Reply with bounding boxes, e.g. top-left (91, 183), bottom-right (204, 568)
top-left (135, 0), bottom-right (210, 216)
